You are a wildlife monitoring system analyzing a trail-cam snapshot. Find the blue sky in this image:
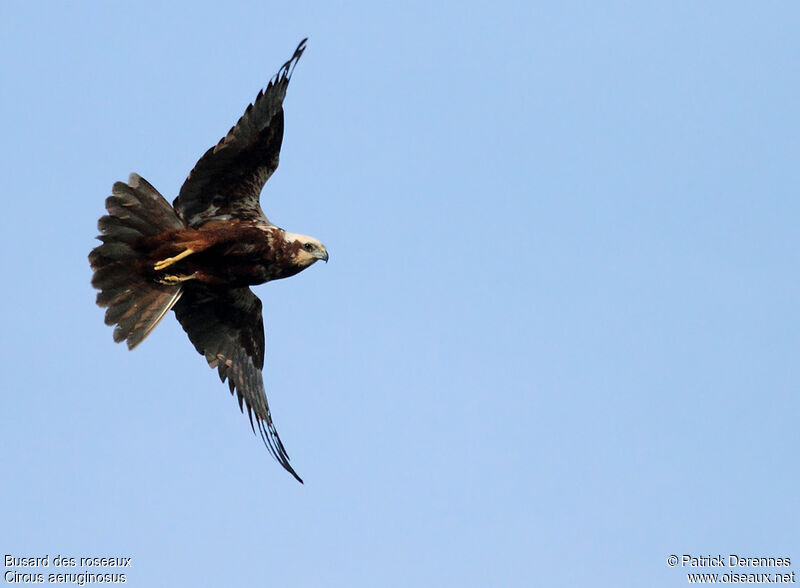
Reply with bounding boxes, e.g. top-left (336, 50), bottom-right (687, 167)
top-left (2, 1), bottom-right (799, 586)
